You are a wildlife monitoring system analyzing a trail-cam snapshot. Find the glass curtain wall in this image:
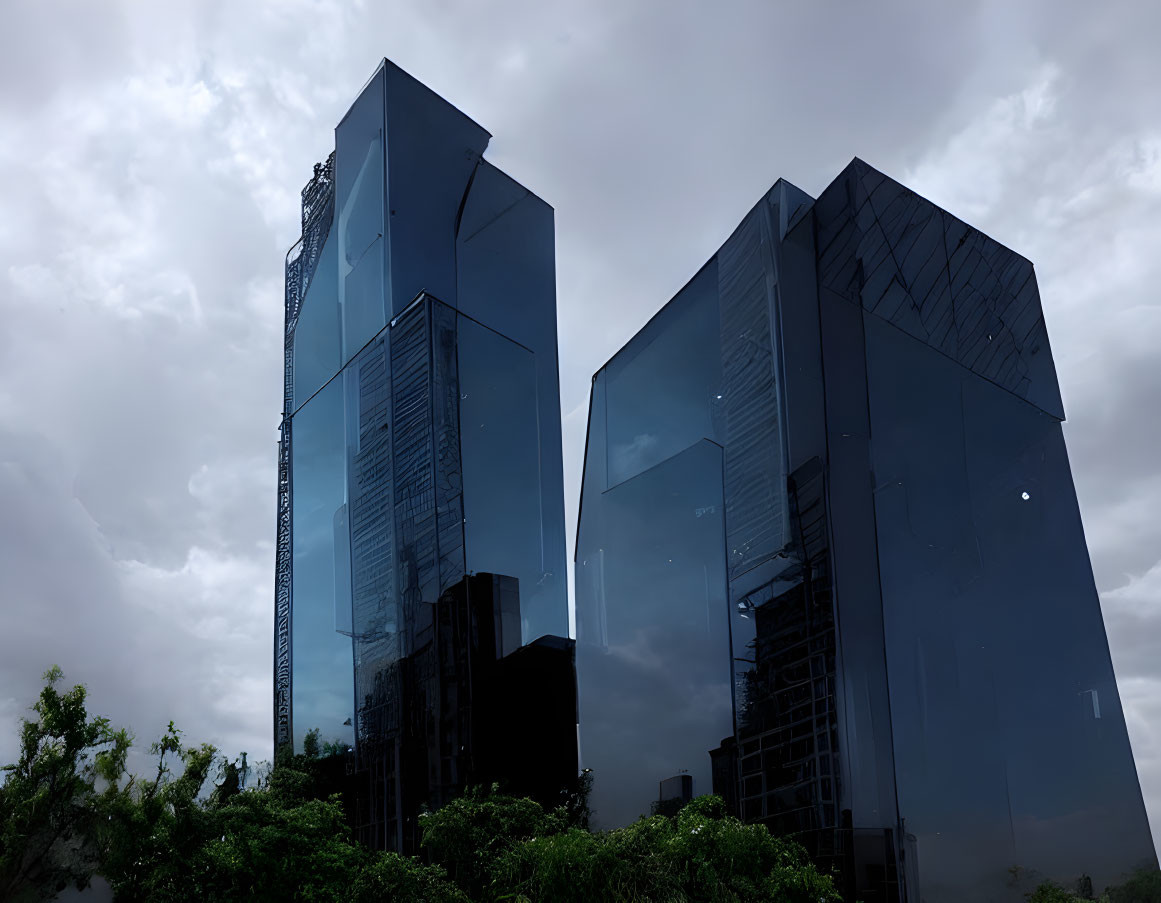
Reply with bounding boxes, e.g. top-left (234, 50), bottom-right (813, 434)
top-left (280, 58), bottom-right (571, 854)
